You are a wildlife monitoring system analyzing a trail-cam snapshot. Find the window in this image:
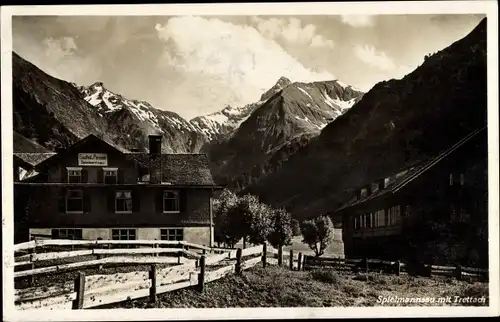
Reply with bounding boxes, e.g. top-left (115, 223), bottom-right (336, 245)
top-left (163, 191), bottom-right (180, 213)
top-left (115, 191), bottom-right (133, 213)
top-left (67, 168), bottom-right (82, 183)
top-left (354, 216), bottom-right (359, 230)
top-left (366, 213), bottom-right (373, 228)
top-left (104, 168), bottom-right (118, 184)
top-left (111, 229), bottom-right (136, 240)
top-left (388, 205), bottom-right (401, 225)
top-left (460, 173), bottom-right (465, 186)
top-left (374, 209), bottom-right (385, 227)
top-left (52, 229), bottom-right (82, 240)
top-left (160, 228), bottom-right (184, 241)
top-left (66, 190), bottom-right (84, 213)
top-left (449, 173), bottom-right (454, 186)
